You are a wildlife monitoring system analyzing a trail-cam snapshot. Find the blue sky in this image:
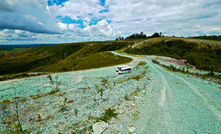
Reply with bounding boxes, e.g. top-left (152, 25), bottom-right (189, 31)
top-left (0, 0), bottom-right (220, 44)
